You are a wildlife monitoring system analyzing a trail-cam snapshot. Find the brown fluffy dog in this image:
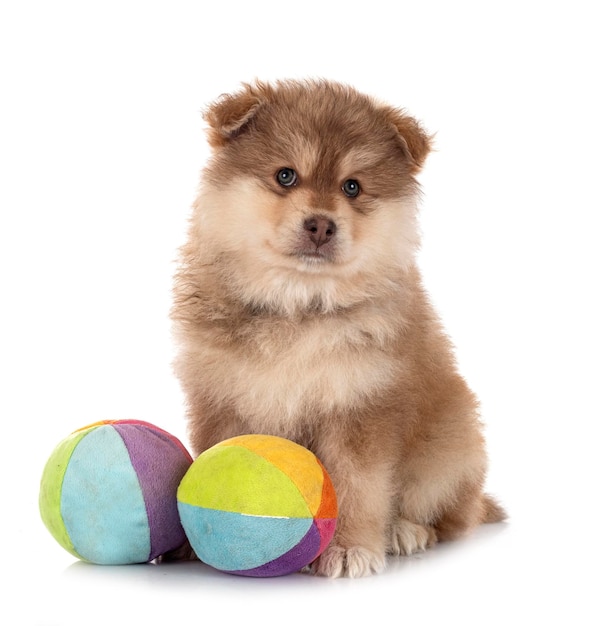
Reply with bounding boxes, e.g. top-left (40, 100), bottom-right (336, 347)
top-left (171, 79), bottom-right (504, 577)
